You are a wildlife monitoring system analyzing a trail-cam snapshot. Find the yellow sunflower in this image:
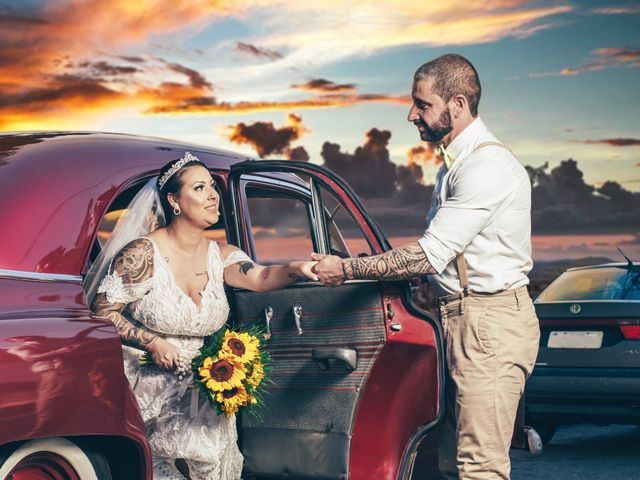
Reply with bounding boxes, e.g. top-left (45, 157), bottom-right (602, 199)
top-left (221, 331), bottom-right (260, 363)
top-left (215, 385), bottom-right (251, 416)
top-left (198, 352), bottom-right (246, 392)
top-left (246, 359), bottom-right (265, 389)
